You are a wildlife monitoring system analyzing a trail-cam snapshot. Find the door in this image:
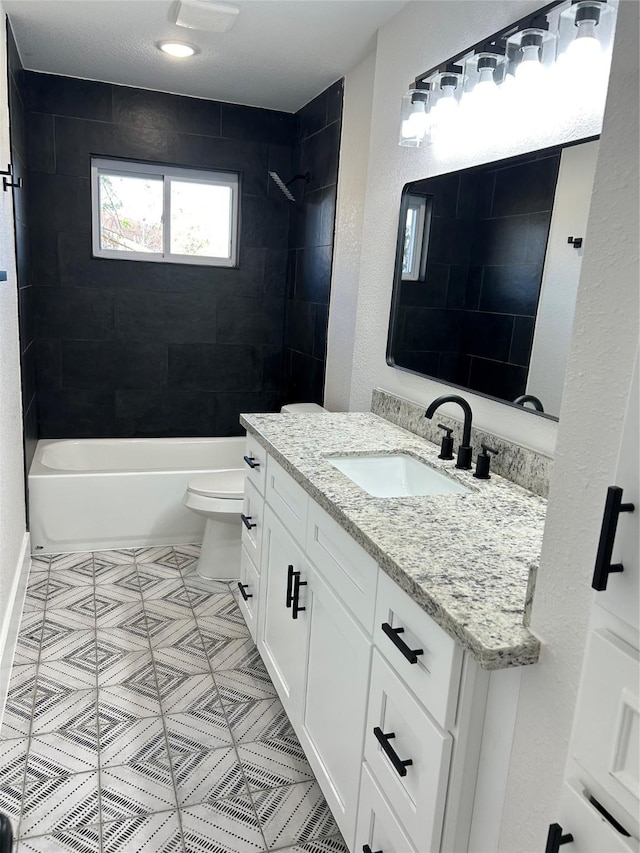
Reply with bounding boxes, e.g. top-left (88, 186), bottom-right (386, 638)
top-left (297, 563), bottom-right (372, 847)
top-left (257, 505), bottom-right (308, 721)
